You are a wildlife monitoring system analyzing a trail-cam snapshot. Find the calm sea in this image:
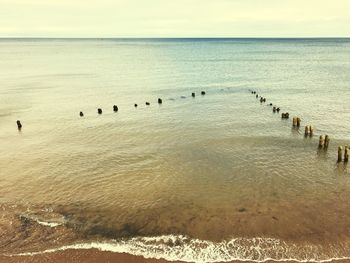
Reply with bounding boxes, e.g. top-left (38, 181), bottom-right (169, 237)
top-left (0, 38), bottom-right (350, 262)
